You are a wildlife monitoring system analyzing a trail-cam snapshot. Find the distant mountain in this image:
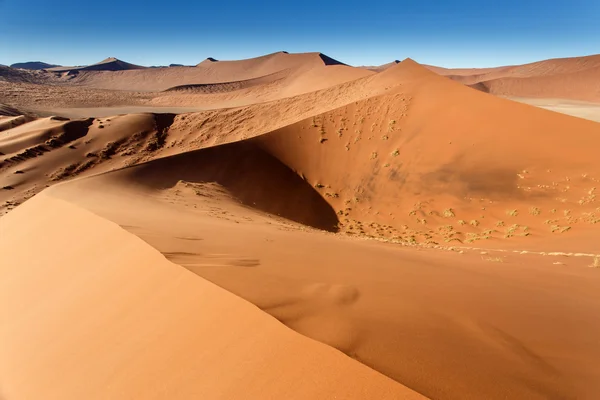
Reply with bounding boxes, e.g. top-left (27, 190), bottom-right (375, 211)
top-left (10, 61), bottom-right (61, 70)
